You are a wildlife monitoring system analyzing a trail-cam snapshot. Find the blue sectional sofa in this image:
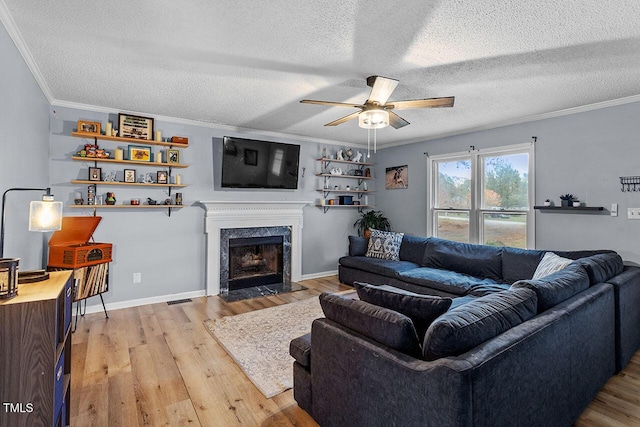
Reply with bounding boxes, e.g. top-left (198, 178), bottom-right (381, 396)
top-left (290, 235), bottom-right (640, 427)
